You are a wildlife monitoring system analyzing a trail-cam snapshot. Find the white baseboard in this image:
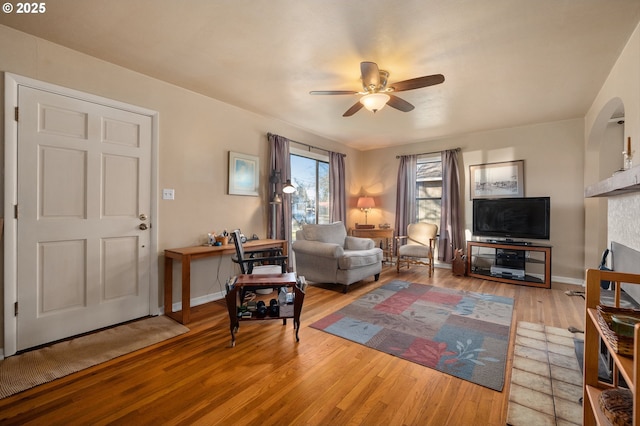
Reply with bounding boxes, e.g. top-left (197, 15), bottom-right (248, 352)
top-left (552, 275), bottom-right (585, 286)
top-left (170, 291), bottom-right (225, 313)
